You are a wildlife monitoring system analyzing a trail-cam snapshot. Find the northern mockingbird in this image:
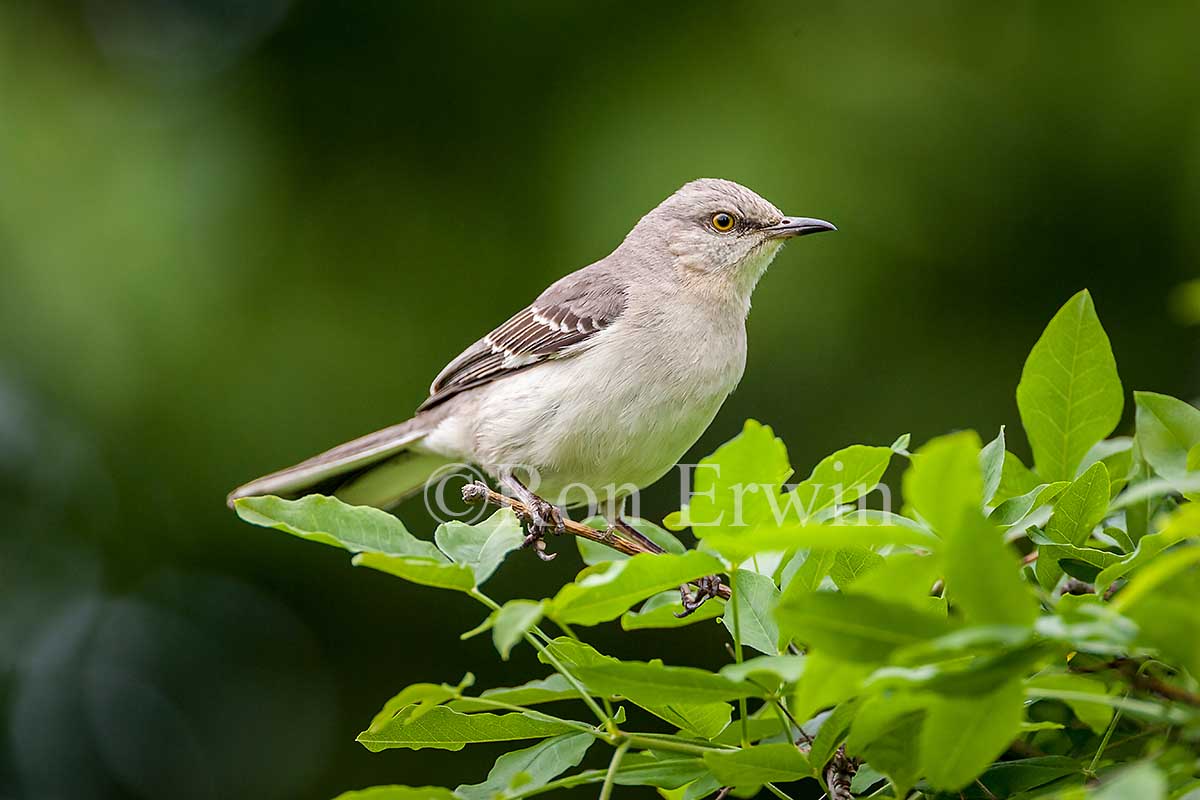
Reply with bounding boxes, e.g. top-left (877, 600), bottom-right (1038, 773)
top-left (229, 178), bottom-right (835, 561)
